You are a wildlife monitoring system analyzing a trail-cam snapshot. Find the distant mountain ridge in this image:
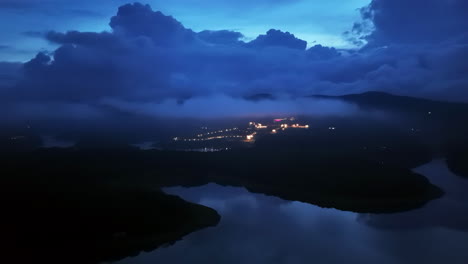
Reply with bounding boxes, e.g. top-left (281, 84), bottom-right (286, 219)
top-left (309, 91), bottom-right (468, 178)
top-left (308, 91), bottom-right (468, 119)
